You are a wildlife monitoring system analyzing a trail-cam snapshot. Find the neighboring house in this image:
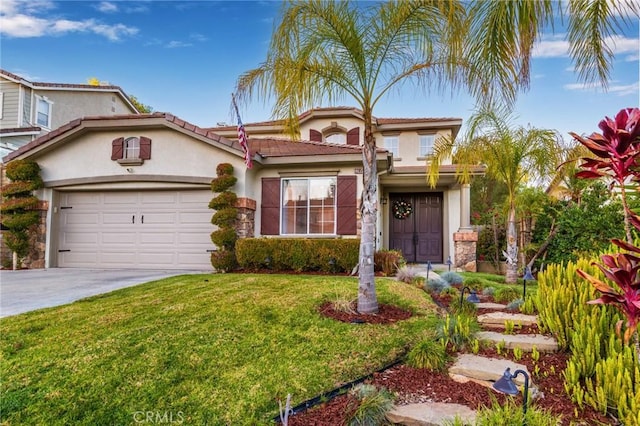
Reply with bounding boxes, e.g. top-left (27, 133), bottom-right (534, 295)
top-left (0, 69), bottom-right (138, 158)
top-left (3, 107), bottom-right (481, 270)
